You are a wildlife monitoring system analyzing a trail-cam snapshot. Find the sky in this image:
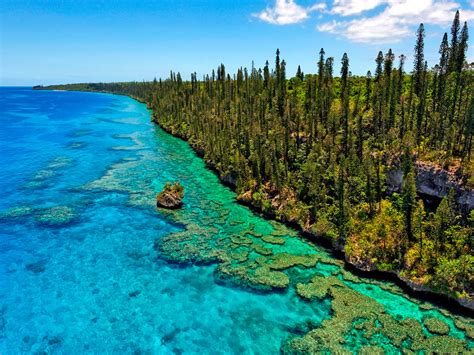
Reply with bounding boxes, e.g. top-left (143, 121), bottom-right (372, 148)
top-left (1, 0), bottom-right (474, 86)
